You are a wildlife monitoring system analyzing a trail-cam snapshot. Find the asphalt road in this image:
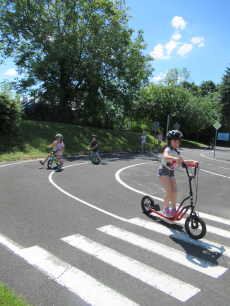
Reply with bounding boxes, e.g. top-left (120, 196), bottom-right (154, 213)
top-left (0, 147), bottom-right (230, 306)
